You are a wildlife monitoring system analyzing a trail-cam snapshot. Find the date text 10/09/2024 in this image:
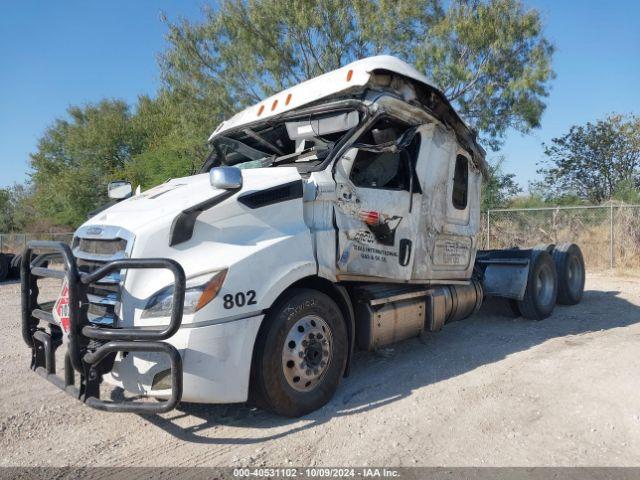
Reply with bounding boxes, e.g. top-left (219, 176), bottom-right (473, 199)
top-left (233, 468), bottom-right (400, 478)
